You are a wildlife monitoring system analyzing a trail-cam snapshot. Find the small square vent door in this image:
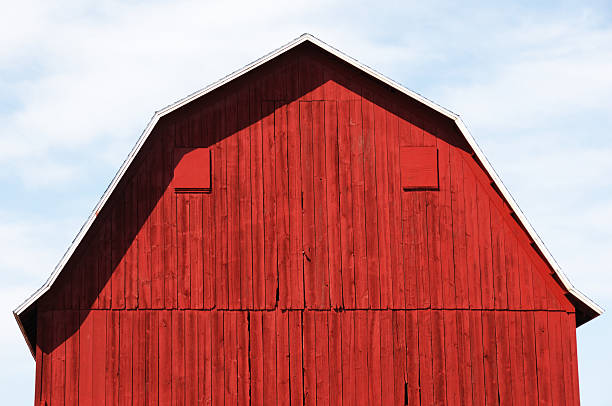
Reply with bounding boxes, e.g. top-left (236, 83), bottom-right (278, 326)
top-left (400, 146), bottom-right (439, 190)
top-left (173, 147), bottom-right (211, 192)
